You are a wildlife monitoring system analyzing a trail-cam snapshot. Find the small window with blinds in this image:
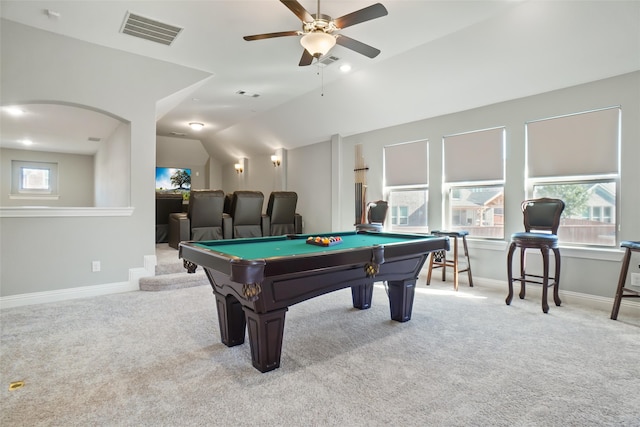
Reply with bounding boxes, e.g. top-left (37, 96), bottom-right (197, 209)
top-left (526, 107), bottom-right (620, 247)
top-left (443, 127), bottom-right (505, 239)
top-left (384, 140), bottom-right (429, 233)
